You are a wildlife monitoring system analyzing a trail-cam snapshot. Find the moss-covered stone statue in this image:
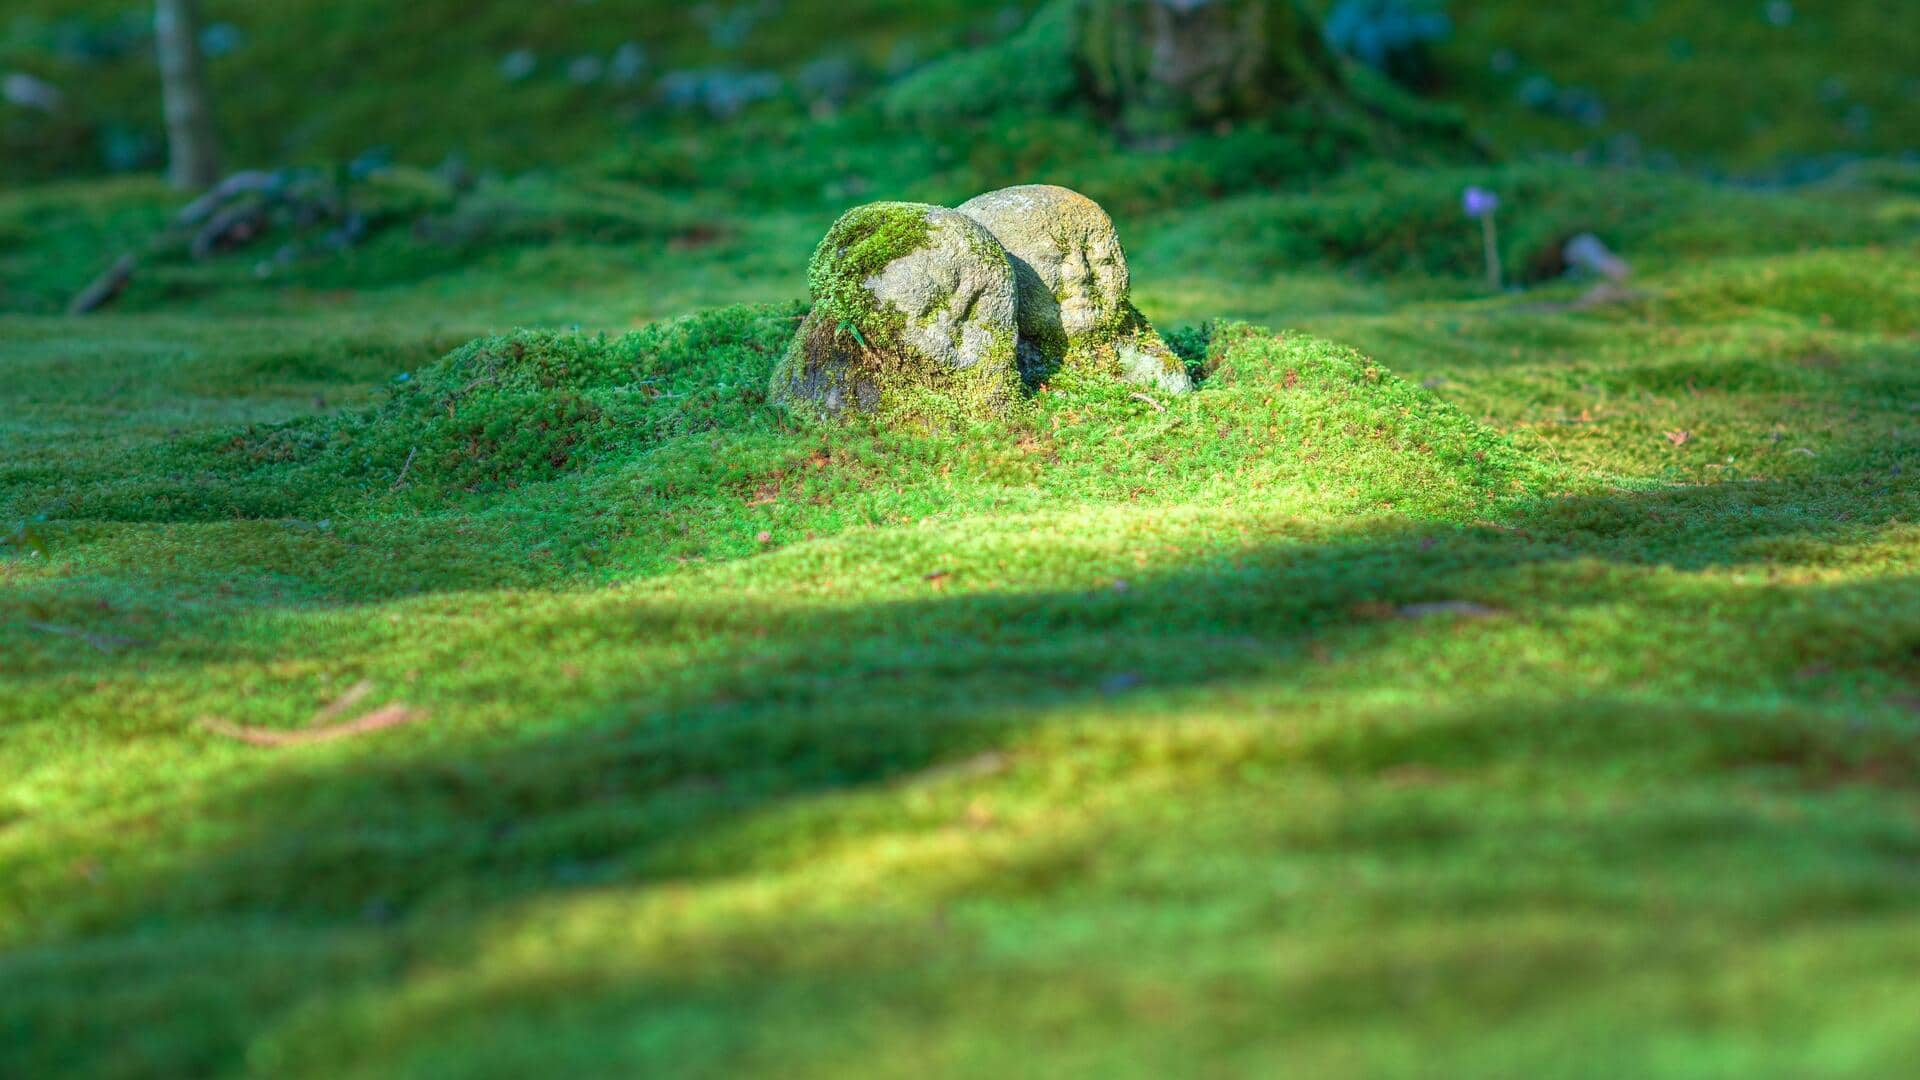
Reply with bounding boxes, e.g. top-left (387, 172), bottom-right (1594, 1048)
top-left (957, 184), bottom-right (1190, 395)
top-left (770, 202), bottom-right (1023, 424)
top-left (774, 188), bottom-right (1189, 424)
